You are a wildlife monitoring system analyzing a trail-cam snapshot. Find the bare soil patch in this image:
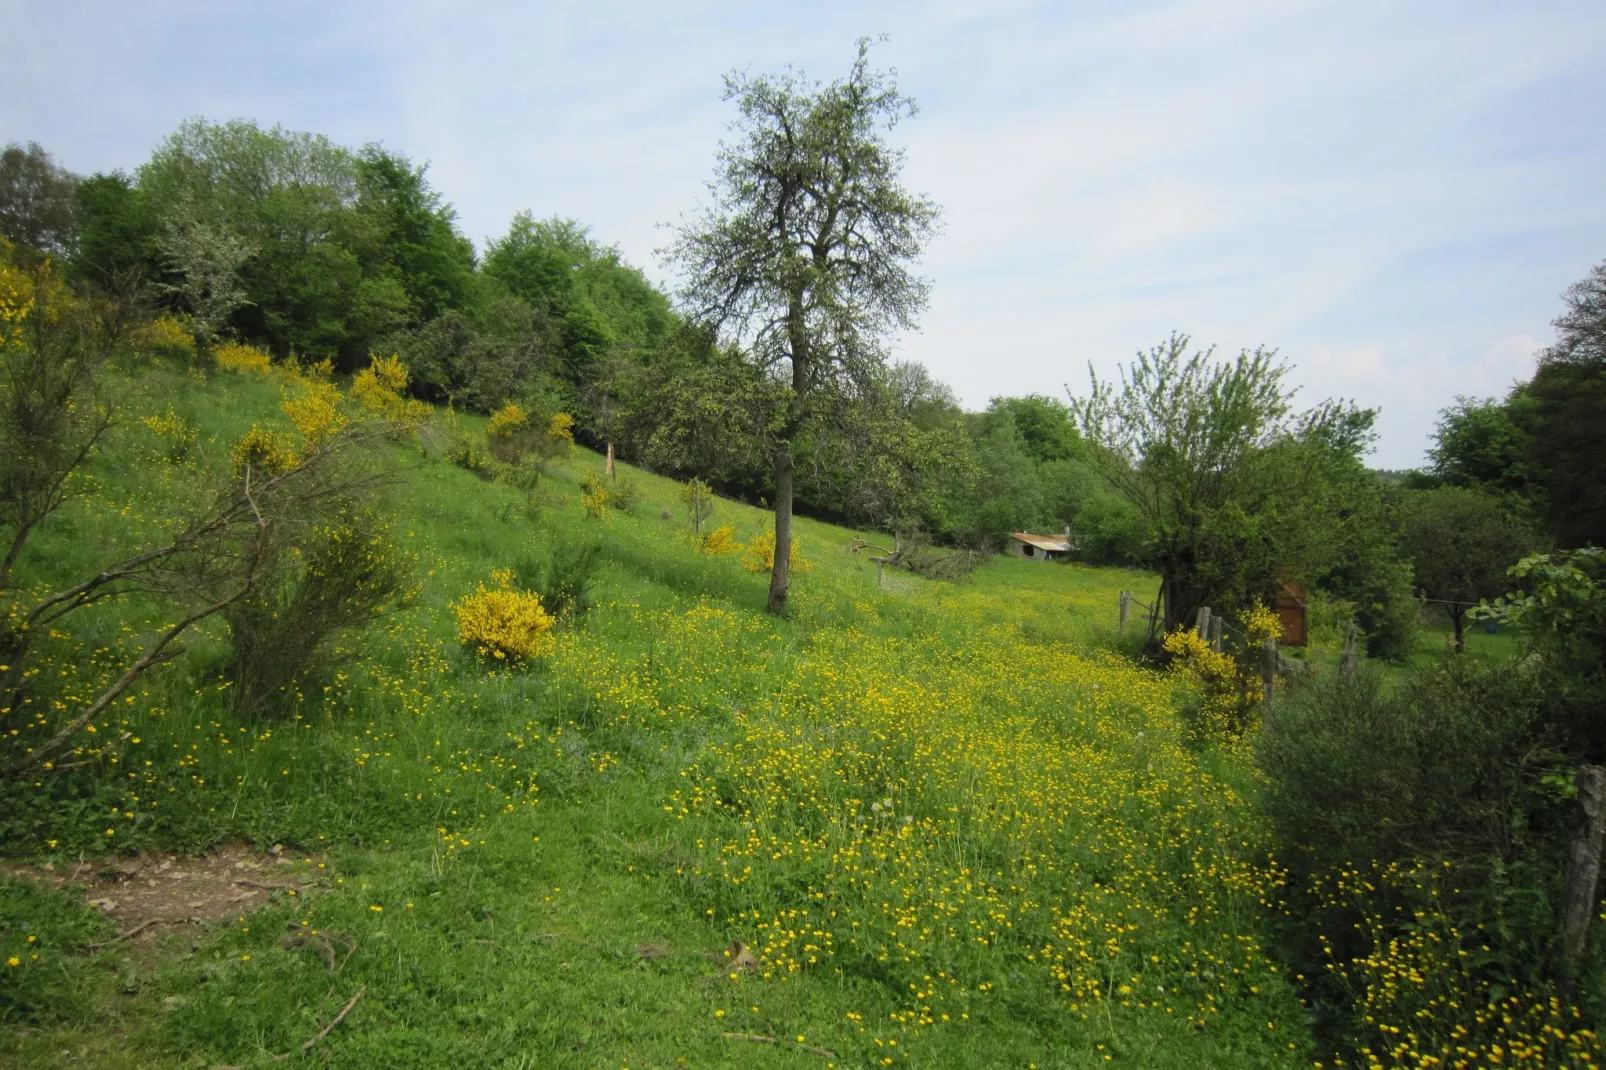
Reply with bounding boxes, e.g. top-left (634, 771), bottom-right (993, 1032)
top-left (2, 842), bottom-right (321, 947)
